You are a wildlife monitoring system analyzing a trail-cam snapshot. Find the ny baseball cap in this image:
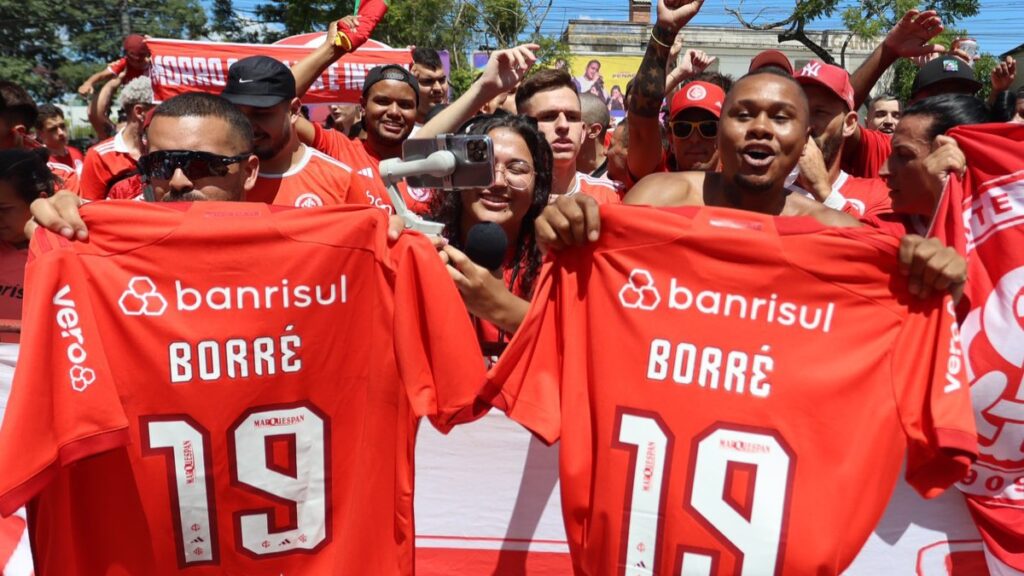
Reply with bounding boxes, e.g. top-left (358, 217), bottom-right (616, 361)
top-left (669, 81), bottom-right (725, 119)
top-left (749, 49), bottom-right (793, 74)
top-left (220, 56), bottom-right (296, 108)
top-left (361, 65), bottom-right (419, 105)
top-left (794, 60), bottom-right (855, 111)
top-left (911, 56), bottom-right (983, 97)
